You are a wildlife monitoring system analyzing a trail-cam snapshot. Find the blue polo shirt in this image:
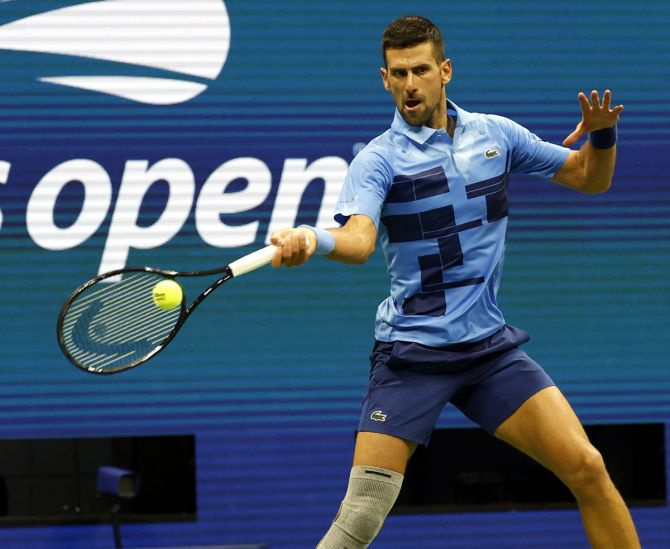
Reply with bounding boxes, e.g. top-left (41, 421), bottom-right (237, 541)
top-left (334, 100), bottom-right (570, 346)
